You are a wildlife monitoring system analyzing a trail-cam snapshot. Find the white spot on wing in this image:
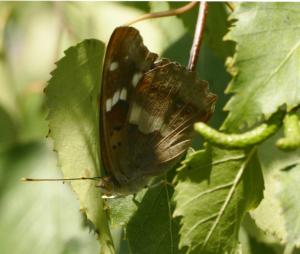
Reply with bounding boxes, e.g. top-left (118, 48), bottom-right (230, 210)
top-left (129, 102), bottom-right (142, 124)
top-left (132, 72), bottom-right (143, 87)
top-left (129, 102), bottom-right (165, 134)
top-left (120, 88), bottom-right (127, 101)
top-left (112, 89), bottom-right (120, 106)
top-left (106, 98), bottom-right (112, 112)
top-left (106, 88), bottom-right (126, 112)
top-left (109, 62), bottom-right (119, 71)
